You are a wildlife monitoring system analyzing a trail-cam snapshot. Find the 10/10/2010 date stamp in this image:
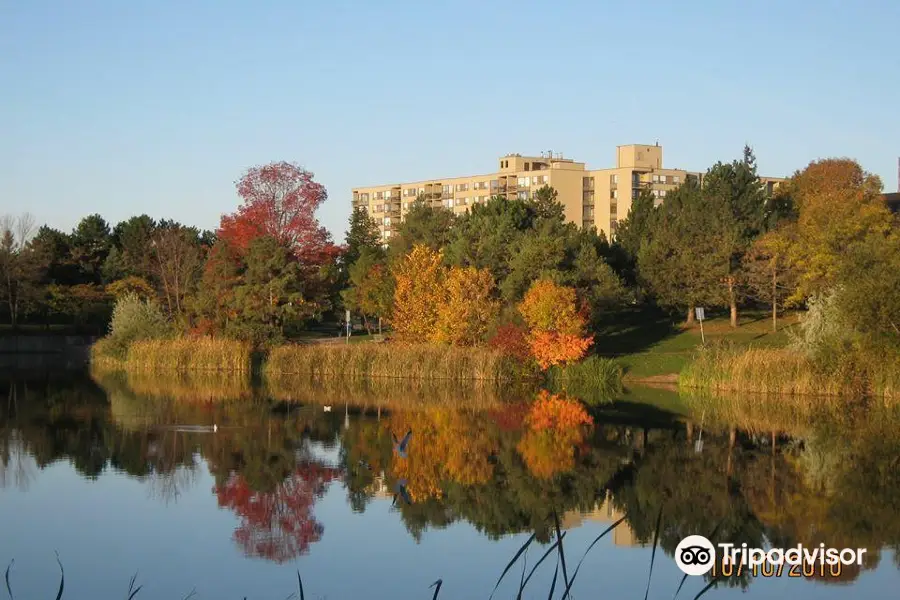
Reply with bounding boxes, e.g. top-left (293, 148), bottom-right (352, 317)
top-left (676, 536), bottom-right (866, 580)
